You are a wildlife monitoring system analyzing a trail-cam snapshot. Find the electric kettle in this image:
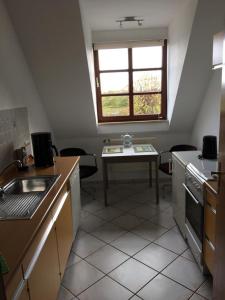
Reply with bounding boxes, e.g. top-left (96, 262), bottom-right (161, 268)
top-left (121, 134), bottom-right (133, 148)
